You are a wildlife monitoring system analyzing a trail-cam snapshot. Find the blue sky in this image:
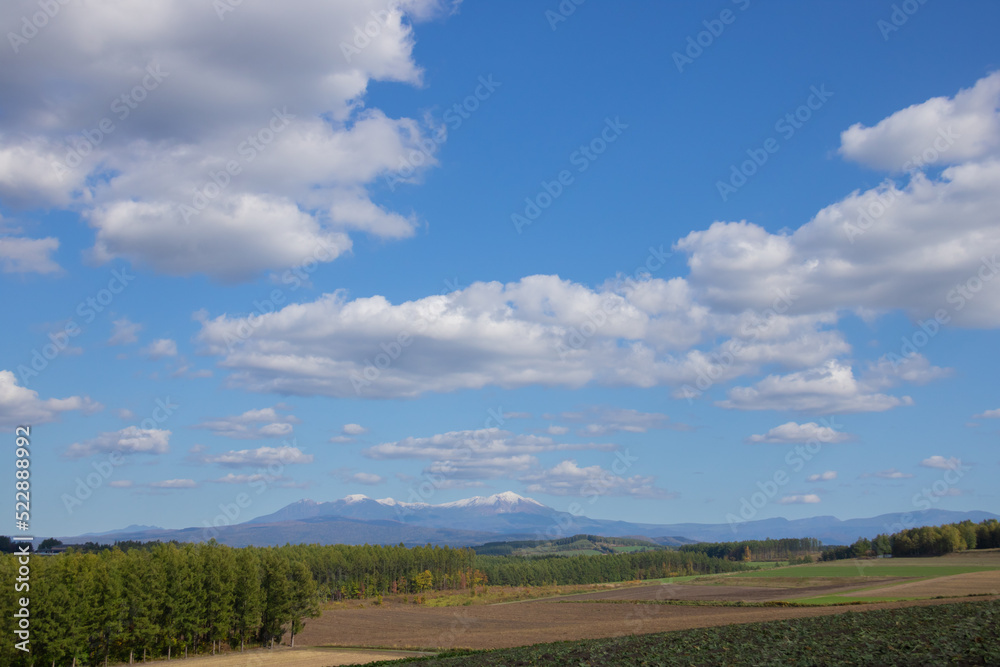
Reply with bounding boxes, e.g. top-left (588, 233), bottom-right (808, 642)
top-left (1, 0), bottom-right (999, 538)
